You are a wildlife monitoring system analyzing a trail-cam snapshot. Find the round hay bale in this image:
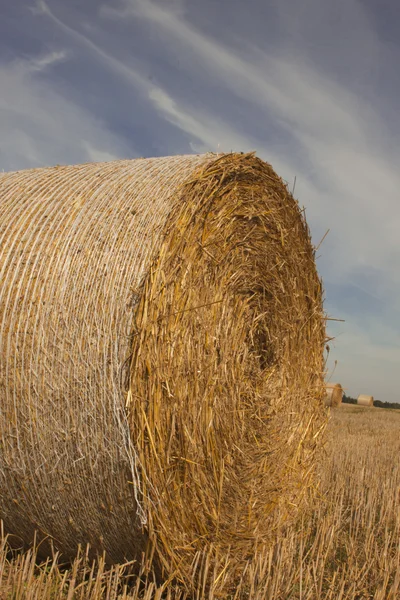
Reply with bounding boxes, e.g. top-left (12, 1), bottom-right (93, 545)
top-left (357, 394), bottom-right (374, 407)
top-left (324, 383), bottom-right (343, 407)
top-left (0, 153), bottom-right (325, 585)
